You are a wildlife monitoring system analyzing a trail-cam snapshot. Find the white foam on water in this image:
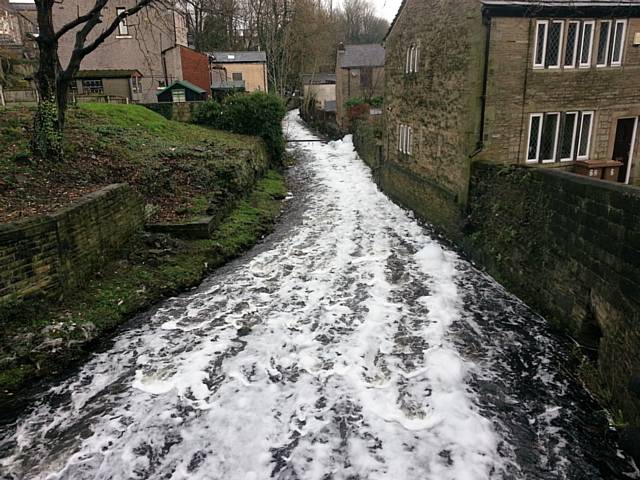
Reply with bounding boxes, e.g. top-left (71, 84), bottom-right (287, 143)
top-left (0, 111), bottom-right (506, 479)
